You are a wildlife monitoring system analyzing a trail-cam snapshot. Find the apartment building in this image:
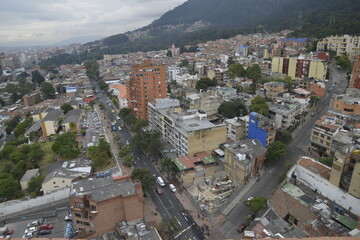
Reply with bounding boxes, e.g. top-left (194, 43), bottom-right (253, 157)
top-left (271, 57), bottom-right (327, 80)
top-left (248, 112), bottom-right (277, 148)
top-left (40, 109), bottom-right (62, 136)
top-left (148, 98), bottom-right (227, 157)
top-left (127, 59), bottom-right (167, 120)
top-left (23, 92), bottom-right (41, 107)
top-left (224, 117), bottom-right (246, 141)
top-left (269, 103), bottom-right (301, 129)
top-left (330, 150), bottom-right (360, 198)
top-left (224, 139), bottom-right (266, 184)
top-left (264, 81), bottom-right (287, 100)
top-left (187, 89), bottom-right (221, 116)
top-left (349, 56), bottom-right (360, 89)
top-left (167, 65), bottom-right (181, 82)
top-left (69, 173), bottom-right (144, 238)
top-left (332, 94), bottom-right (360, 115)
top-left (309, 114), bottom-right (345, 157)
top-left (317, 35), bottom-right (360, 62)
top-left (62, 109), bottom-right (84, 133)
